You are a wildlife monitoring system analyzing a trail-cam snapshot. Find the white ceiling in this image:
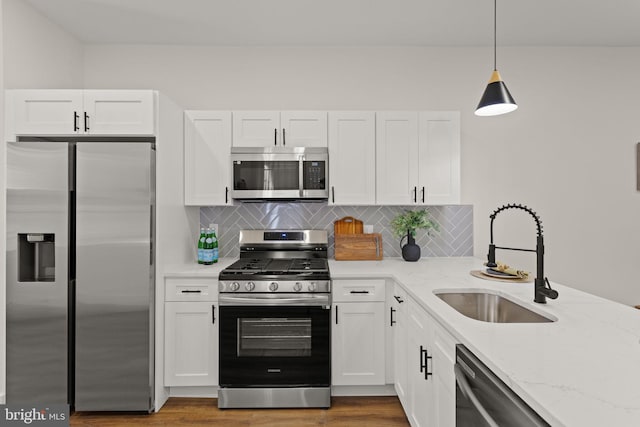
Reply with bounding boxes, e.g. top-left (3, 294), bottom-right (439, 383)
top-left (22, 0), bottom-right (640, 47)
